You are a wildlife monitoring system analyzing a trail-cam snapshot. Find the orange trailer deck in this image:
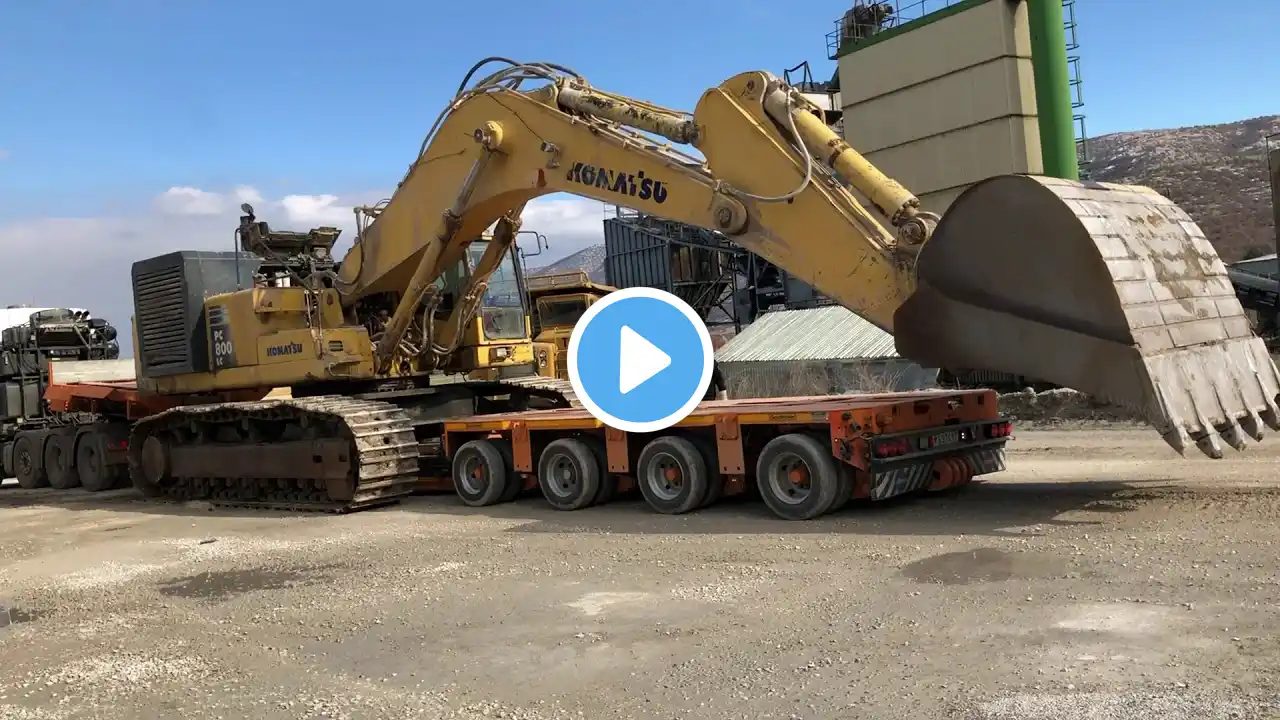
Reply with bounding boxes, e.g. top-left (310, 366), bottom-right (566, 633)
top-left (30, 366), bottom-right (1013, 520)
top-left (440, 388), bottom-right (1012, 520)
